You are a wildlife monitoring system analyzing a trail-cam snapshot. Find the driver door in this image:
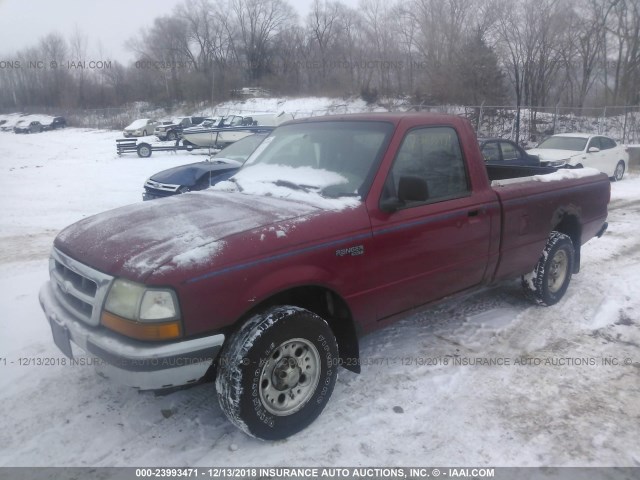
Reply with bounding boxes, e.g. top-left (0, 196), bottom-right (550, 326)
top-left (368, 126), bottom-right (494, 321)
